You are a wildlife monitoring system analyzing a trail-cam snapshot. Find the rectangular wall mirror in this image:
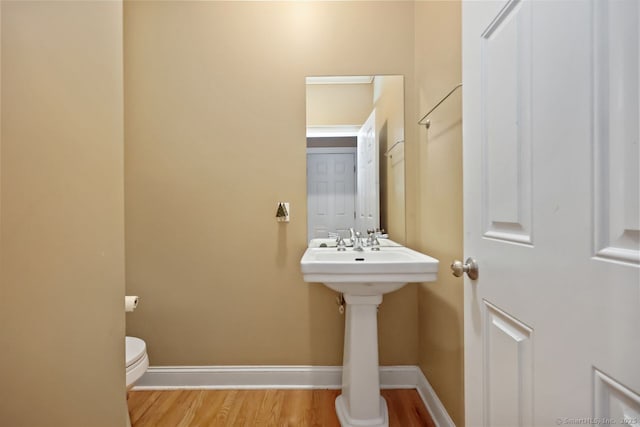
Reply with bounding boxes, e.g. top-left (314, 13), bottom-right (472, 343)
top-left (306, 75), bottom-right (406, 243)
